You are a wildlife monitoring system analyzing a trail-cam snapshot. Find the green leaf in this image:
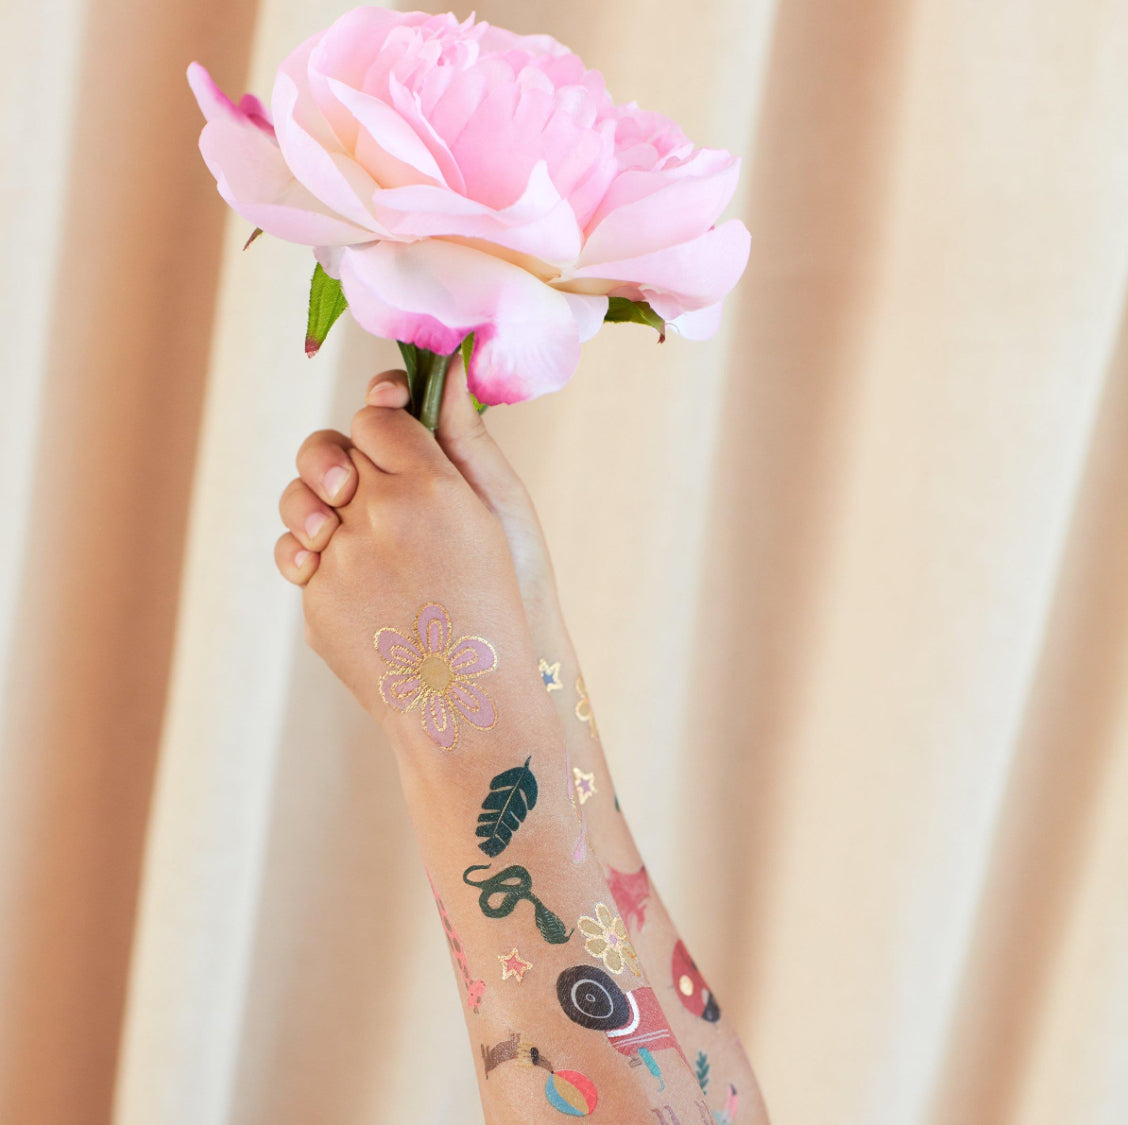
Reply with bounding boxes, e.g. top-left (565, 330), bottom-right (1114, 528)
top-left (476, 757), bottom-right (538, 857)
top-left (305, 263), bottom-right (348, 358)
top-left (604, 296), bottom-right (666, 341)
top-left (460, 333), bottom-right (489, 414)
